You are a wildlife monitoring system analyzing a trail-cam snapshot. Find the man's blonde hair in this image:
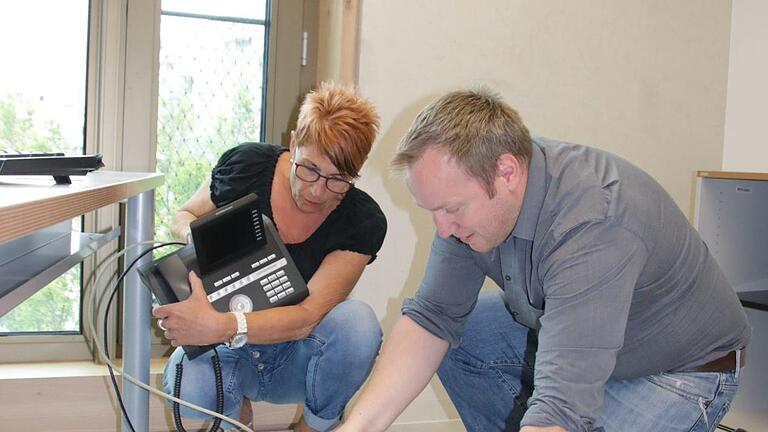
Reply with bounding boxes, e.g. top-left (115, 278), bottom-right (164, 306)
top-left (391, 87), bottom-right (532, 196)
top-left (295, 82), bottom-right (380, 178)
